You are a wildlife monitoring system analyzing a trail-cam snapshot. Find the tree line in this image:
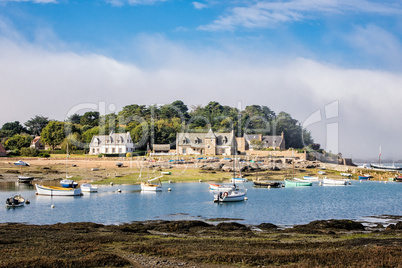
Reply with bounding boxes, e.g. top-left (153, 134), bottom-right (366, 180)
top-left (0, 100), bottom-right (317, 156)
